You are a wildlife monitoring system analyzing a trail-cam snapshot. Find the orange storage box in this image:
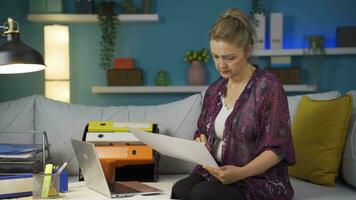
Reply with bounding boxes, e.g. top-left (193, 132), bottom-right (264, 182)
top-left (81, 122), bottom-right (159, 182)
